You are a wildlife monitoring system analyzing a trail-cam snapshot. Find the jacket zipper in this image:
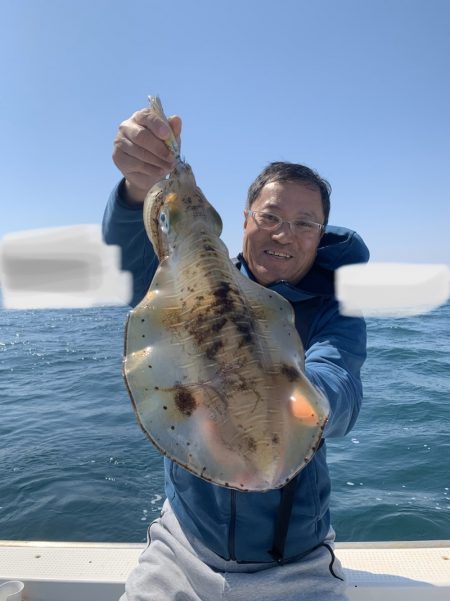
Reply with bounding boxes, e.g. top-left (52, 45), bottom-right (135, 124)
top-left (228, 490), bottom-right (237, 560)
